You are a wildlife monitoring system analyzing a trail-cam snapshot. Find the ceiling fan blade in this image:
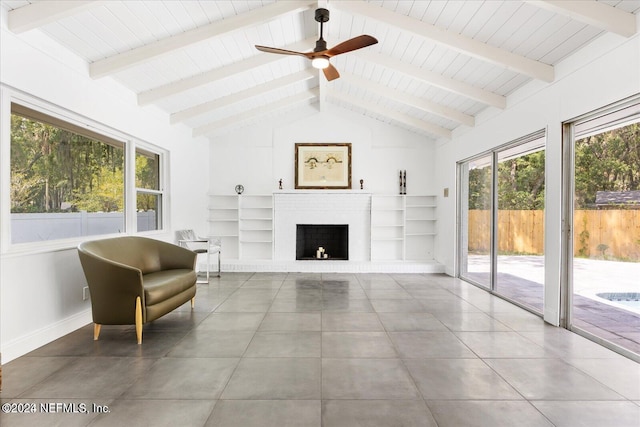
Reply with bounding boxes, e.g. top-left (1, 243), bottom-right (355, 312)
top-left (323, 63), bottom-right (340, 81)
top-left (255, 45), bottom-right (309, 58)
top-left (325, 35), bottom-right (378, 57)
